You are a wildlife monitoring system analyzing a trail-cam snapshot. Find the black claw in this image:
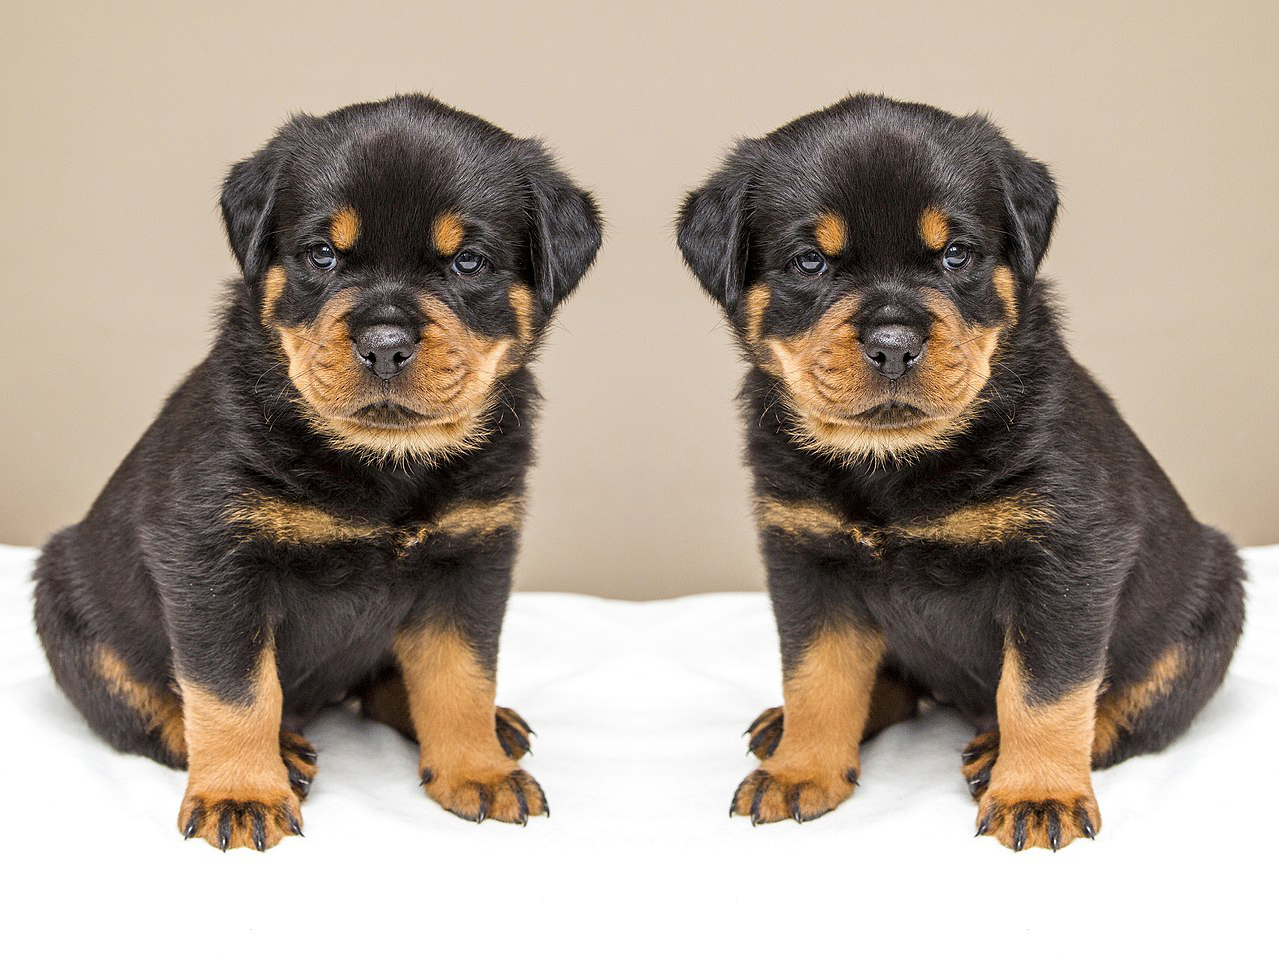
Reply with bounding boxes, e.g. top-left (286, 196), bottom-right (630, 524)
top-left (750, 776), bottom-right (768, 825)
top-left (1047, 809), bottom-right (1062, 851)
top-left (1081, 815), bottom-right (1096, 839)
top-left (420, 766), bottom-right (435, 786)
top-left (1012, 811), bottom-right (1028, 852)
top-left (789, 788), bottom-right (804, 823)
top-left (296, 747), bottom-right (318, 764)
top-left (251, 808), bottom-right (267, 852)
top-left (286, 810), bottom-right (303, 836)
top-left (512, 780), bottom-right (529, 825)
top-left (967, 764), bottom-right (991, 798)
top-left (961, 747), bottom-right (983, 764)
top-left (183, 803), bottom-right (203, 839)
top-left (475, 787), bottom-right (491, 824)
top-left (217, 809), bottom-right (233, 851)
top-left (975, 813), bottom-right (992, 837)
top-left (498, 724), bottom-right (531, 759)
top-left (748, 725), bottom-right (773, 756)
top-left (845, 768), bottom-right (860, 786)
top-left (286, 762), bottom-right (312, 798)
